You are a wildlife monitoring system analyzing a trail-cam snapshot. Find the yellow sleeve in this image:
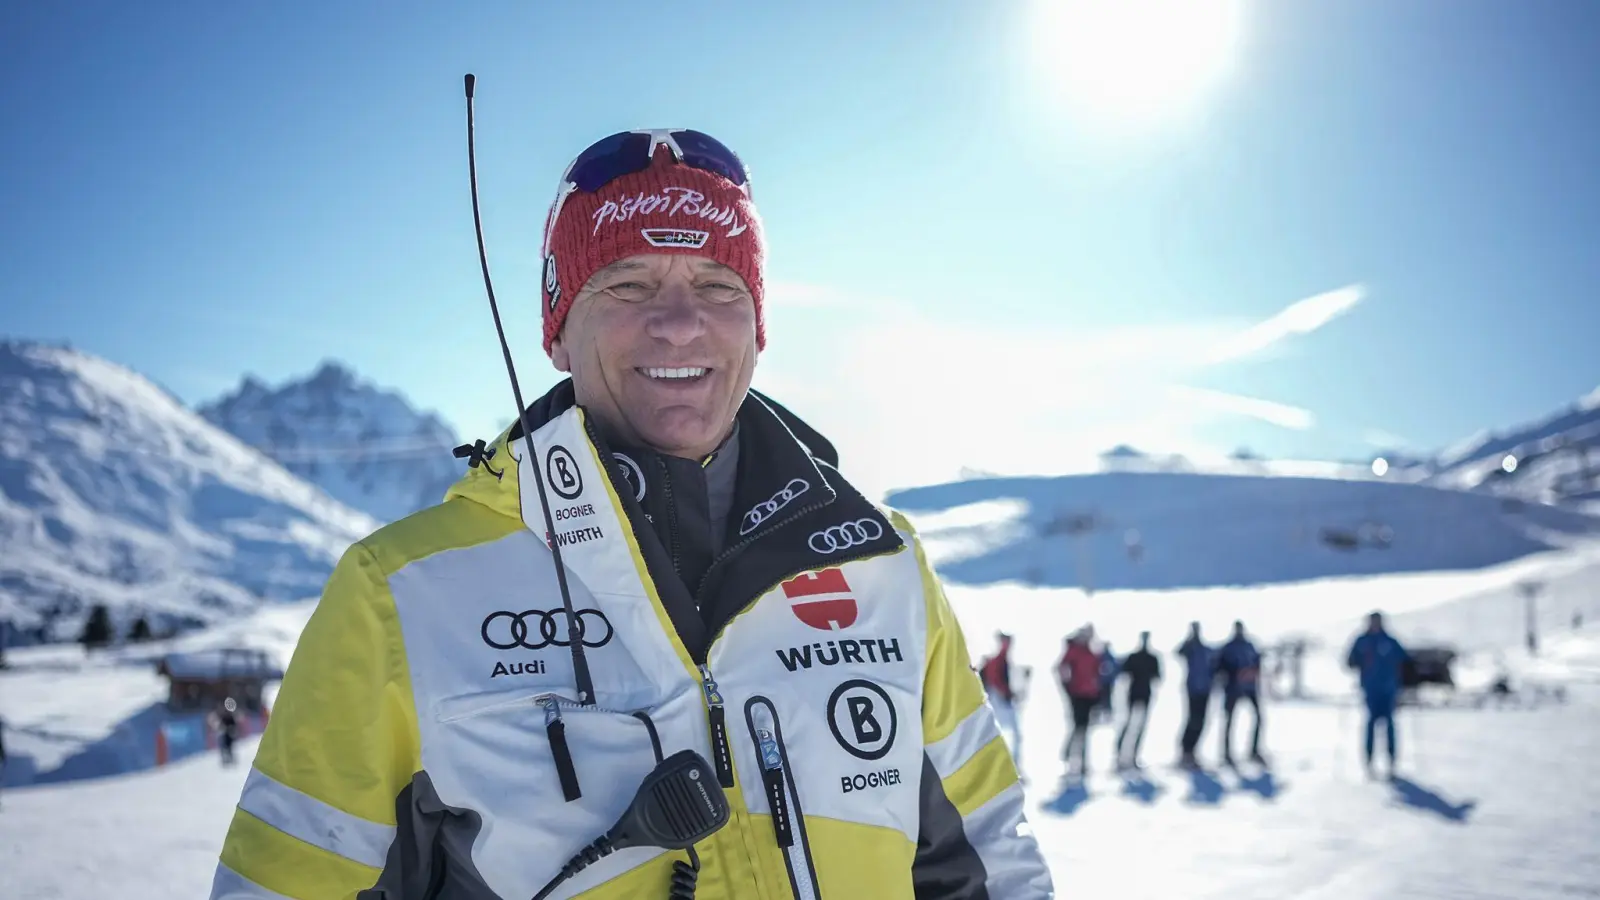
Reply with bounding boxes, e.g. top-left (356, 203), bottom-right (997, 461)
top-left (211, 541), bottom-right (422, 900)
top-left (891, 511), bottom-right (1054, 900)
